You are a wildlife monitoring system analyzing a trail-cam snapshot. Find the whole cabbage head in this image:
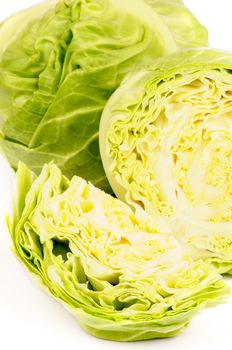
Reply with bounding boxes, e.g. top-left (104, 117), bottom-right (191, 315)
top-left (0, 0), bottom-right (208, 192)
top-left (8, 162), bottom-right (229, 341)
top-left (100, 49), bottom-right (232, 274)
